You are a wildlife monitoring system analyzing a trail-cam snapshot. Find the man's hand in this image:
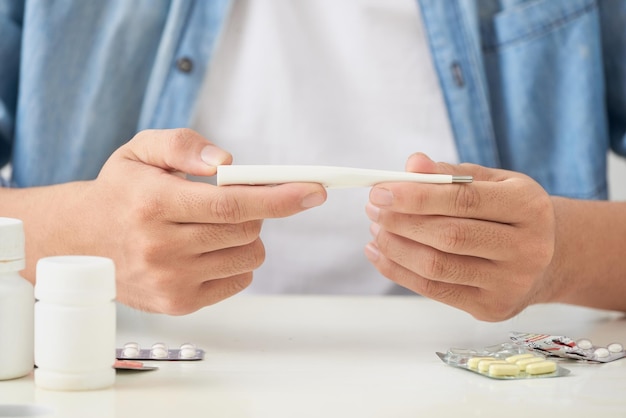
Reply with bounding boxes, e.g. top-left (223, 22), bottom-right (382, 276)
top-left (26, 129), bottom-right (327, 314)
top-left (365, 153), bottom-right (556, 321)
